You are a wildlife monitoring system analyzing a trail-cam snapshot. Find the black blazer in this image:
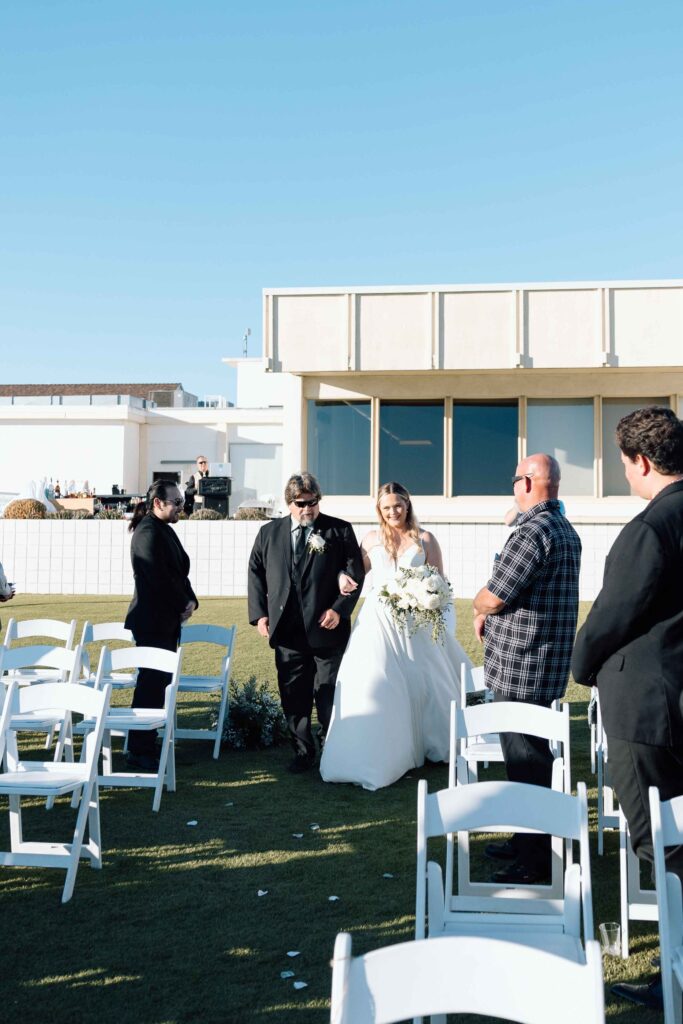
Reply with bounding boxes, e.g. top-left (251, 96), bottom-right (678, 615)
top-left (247, 512), bottom-right (365, 649)
top-left (125, 515), bottom-right (198, 637)
top-left (572, 480), bottom-right (683, 745)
